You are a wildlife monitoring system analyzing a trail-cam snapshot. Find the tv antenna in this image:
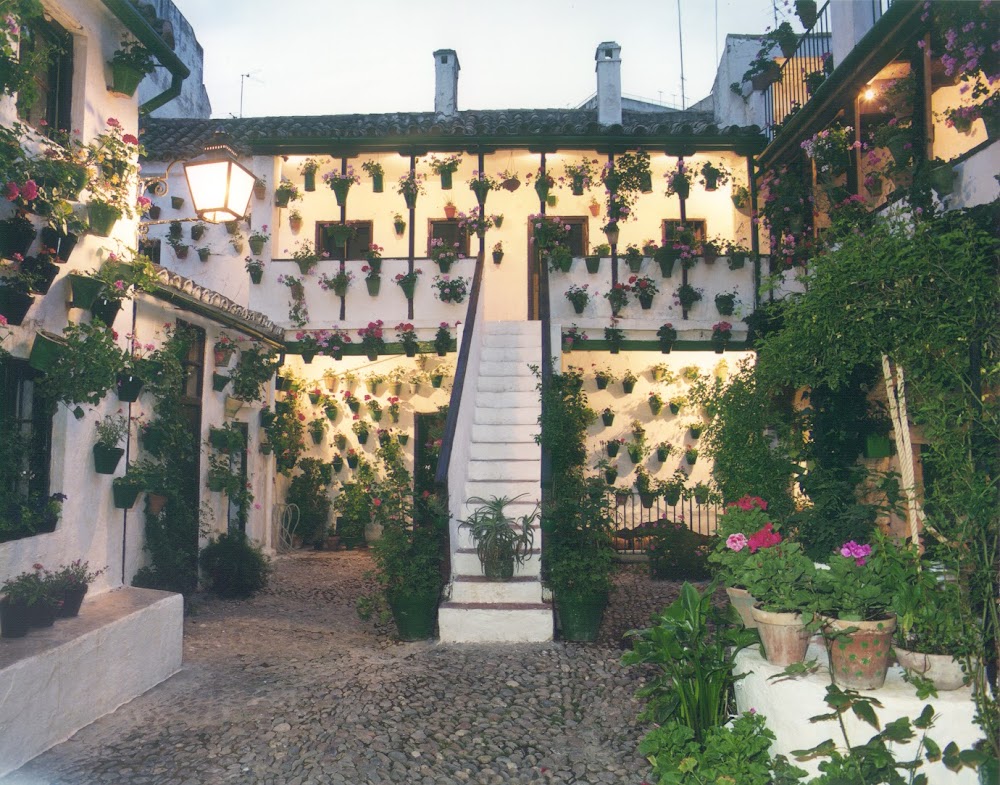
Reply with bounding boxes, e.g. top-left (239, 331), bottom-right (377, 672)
top-left (239, 73), bottom-right (251, 118)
